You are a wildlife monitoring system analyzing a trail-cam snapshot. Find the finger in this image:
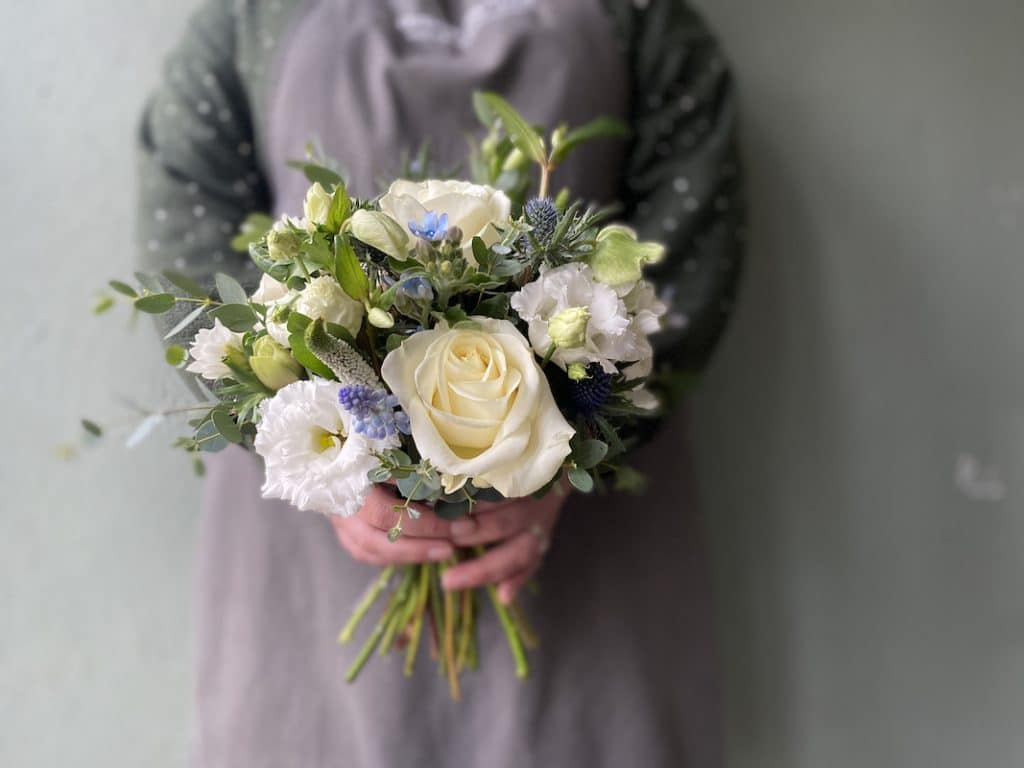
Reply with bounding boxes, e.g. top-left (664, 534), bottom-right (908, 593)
top-left (448, 502), bottom-right (528, 546)
top-left (497, 561), bottom-right (540, 605)
top-left (333, 516), bottom-right (454, 565)
top-left (358, 485), bottom-right (454, 539)
top-left (441, 531), bottom-right (542, 591)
